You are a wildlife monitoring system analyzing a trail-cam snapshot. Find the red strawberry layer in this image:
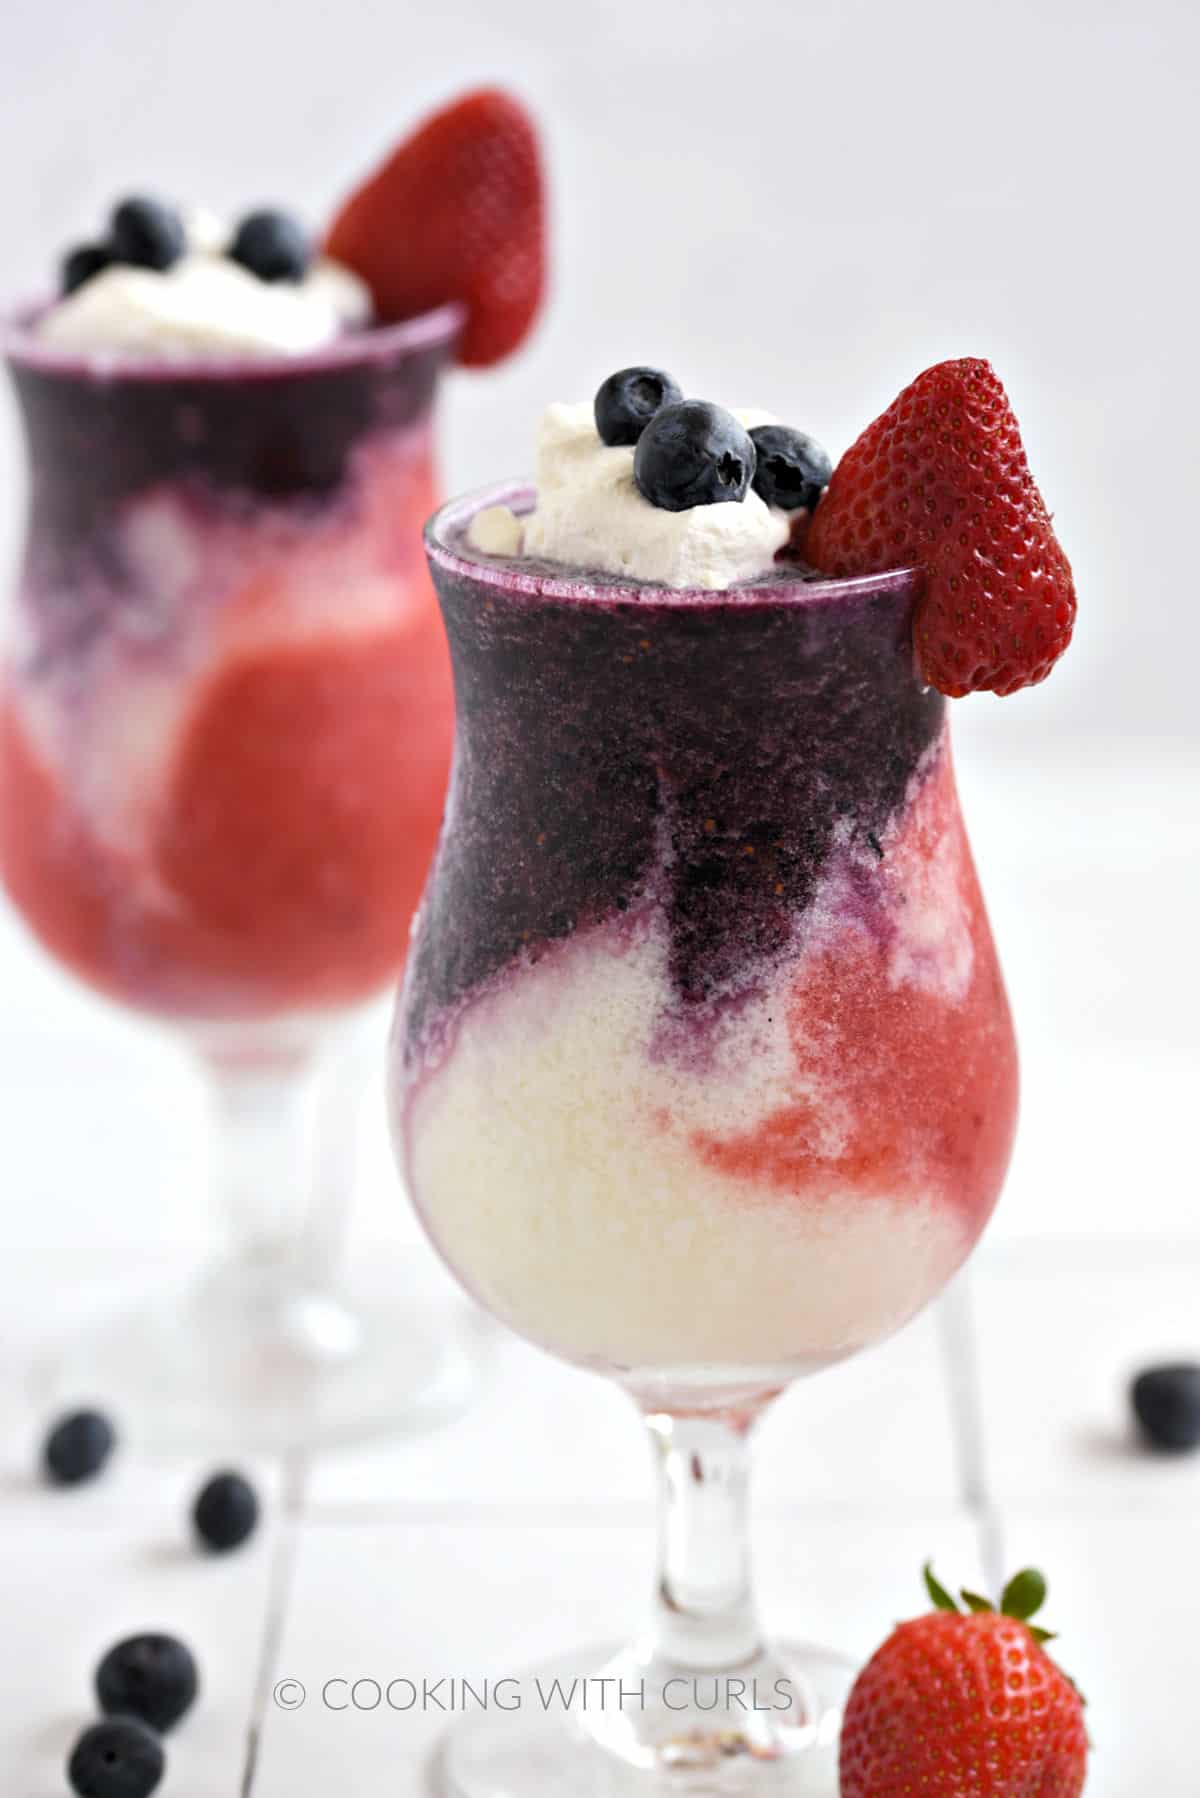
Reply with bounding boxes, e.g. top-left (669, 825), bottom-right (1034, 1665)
top-left (1, 620), bottom-right (452, 1017)
top-left (689, 745), bottom-right (1017, 1233)
top-left (0, 440), bottom-right (453, 1021)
